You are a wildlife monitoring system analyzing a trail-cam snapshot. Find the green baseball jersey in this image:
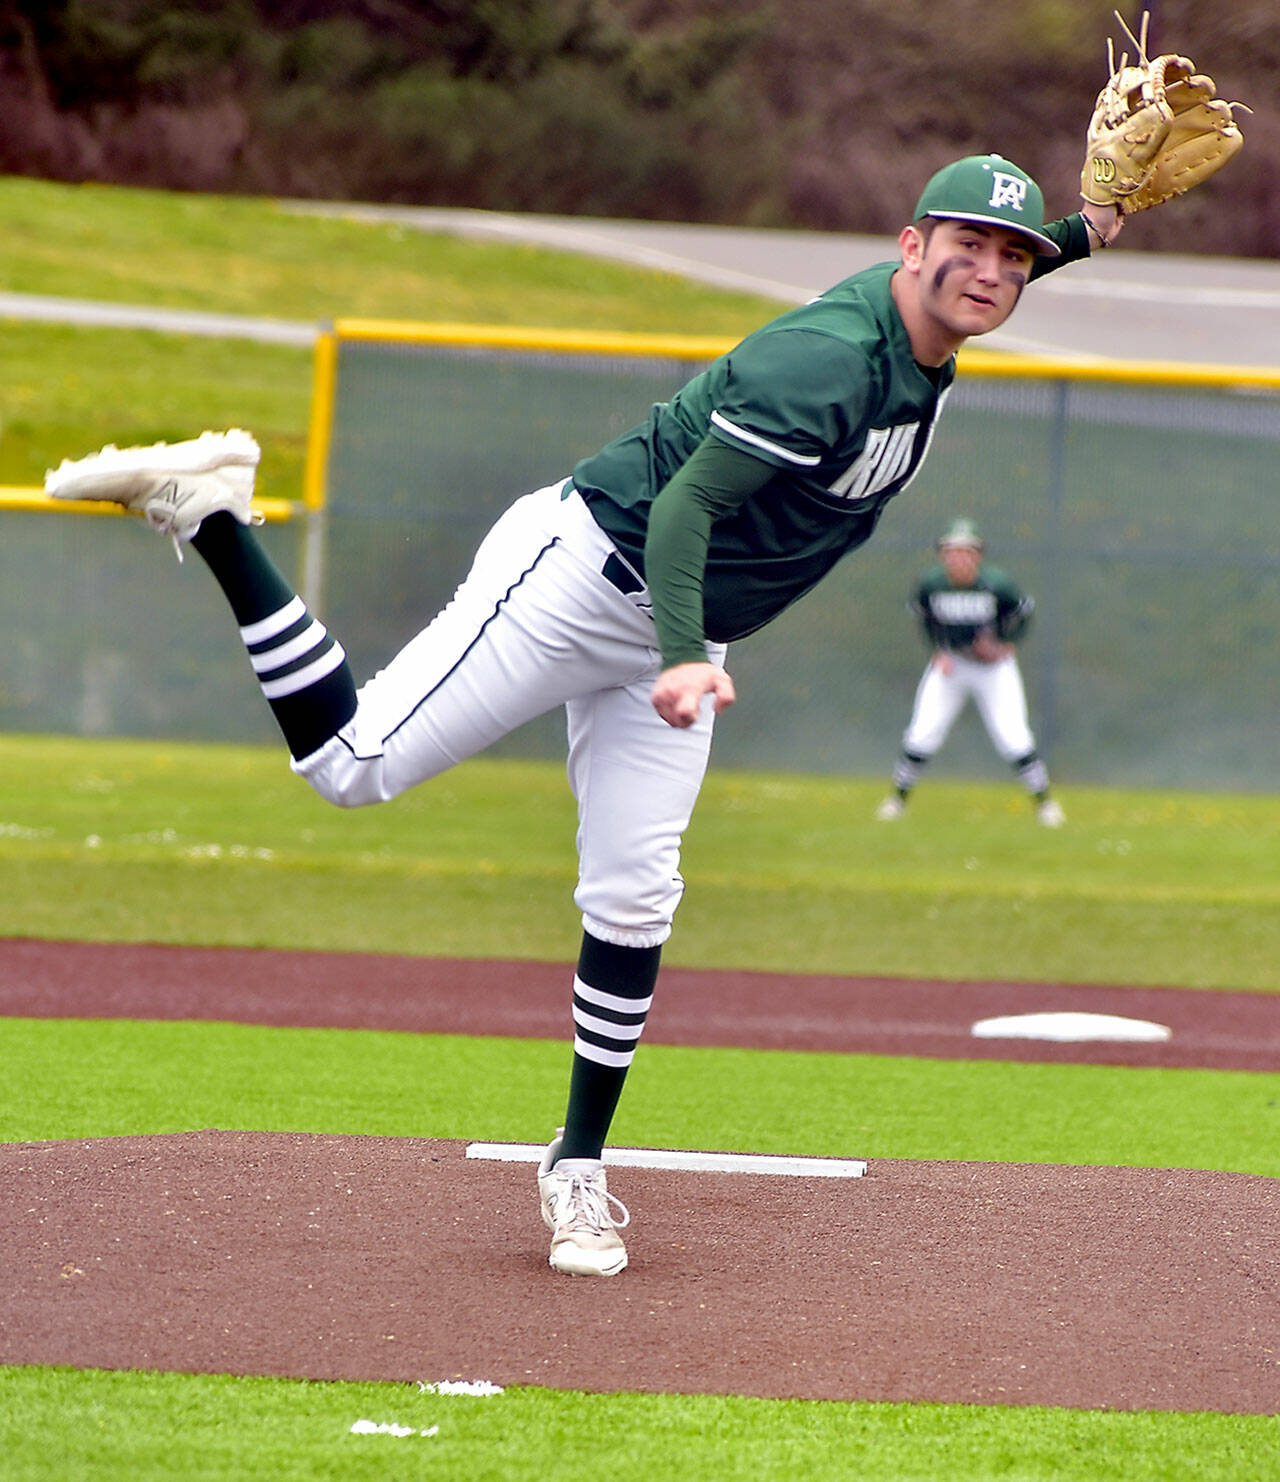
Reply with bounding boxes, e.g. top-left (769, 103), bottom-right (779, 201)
top-left (911, 562), bottom-right (1033, 652)
top-left (573, 214), bottom-right (1086, 654)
